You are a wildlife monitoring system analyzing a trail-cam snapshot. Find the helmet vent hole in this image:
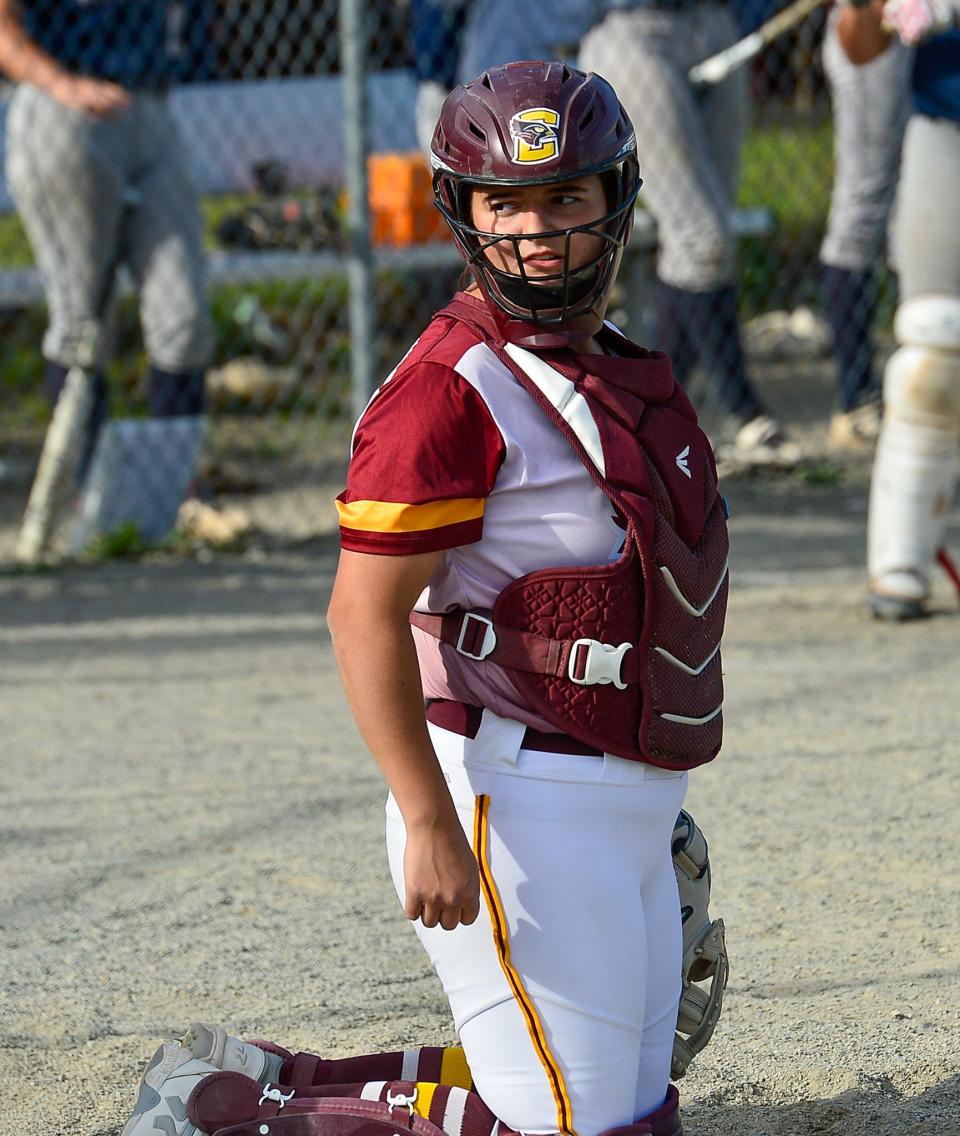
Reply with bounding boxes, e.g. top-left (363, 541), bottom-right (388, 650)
top-left (481, 72), bottom-right (494, 90)
top-left (468, 120), bottom-right (486, 141)
top-left (579, 106), bottom-right (596, 131)
top-left (561, 64), bottom-right (573, 84)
